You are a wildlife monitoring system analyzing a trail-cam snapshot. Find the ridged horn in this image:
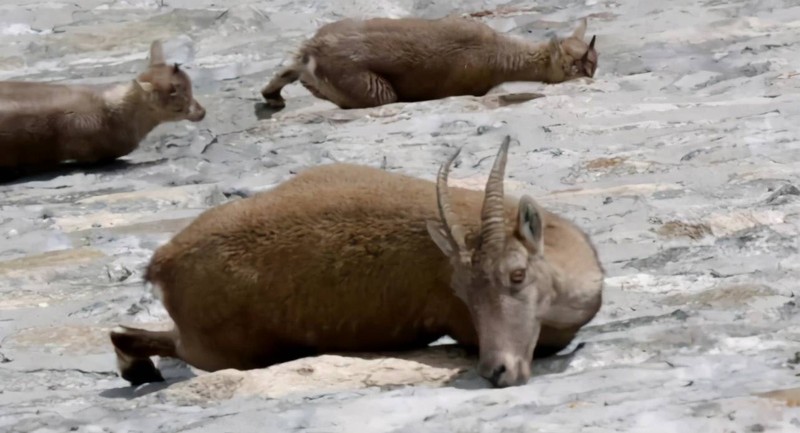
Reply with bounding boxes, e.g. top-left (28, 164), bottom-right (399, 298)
top-left (435, 147), bottom-right (467, 253)
top-left (479, 136), bottom-right (511, 254)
